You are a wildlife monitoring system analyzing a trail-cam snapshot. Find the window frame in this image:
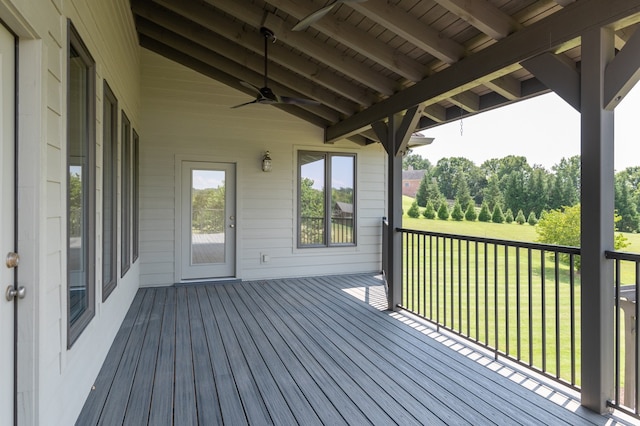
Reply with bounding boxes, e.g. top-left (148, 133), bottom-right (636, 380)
top-left (121, 111), bottom-right (131, 277)
top-left (67, 21), bottom-right (96, 347)
top-left (297, 151), bottom-right (357, 248)
top-left (132, 129), bottom-right (139, 263)
top-left (102, 81), bottom-right (118, 301)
